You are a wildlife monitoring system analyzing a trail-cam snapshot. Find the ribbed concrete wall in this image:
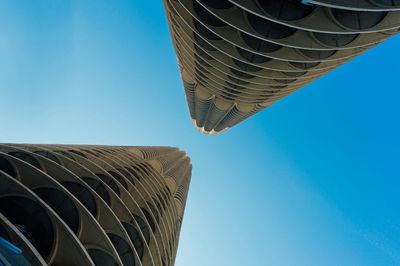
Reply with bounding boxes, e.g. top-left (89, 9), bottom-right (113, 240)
top-left (164, 0), bottom-right (400, 134)
top-left (0, 144), bottom-right (191, 266)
